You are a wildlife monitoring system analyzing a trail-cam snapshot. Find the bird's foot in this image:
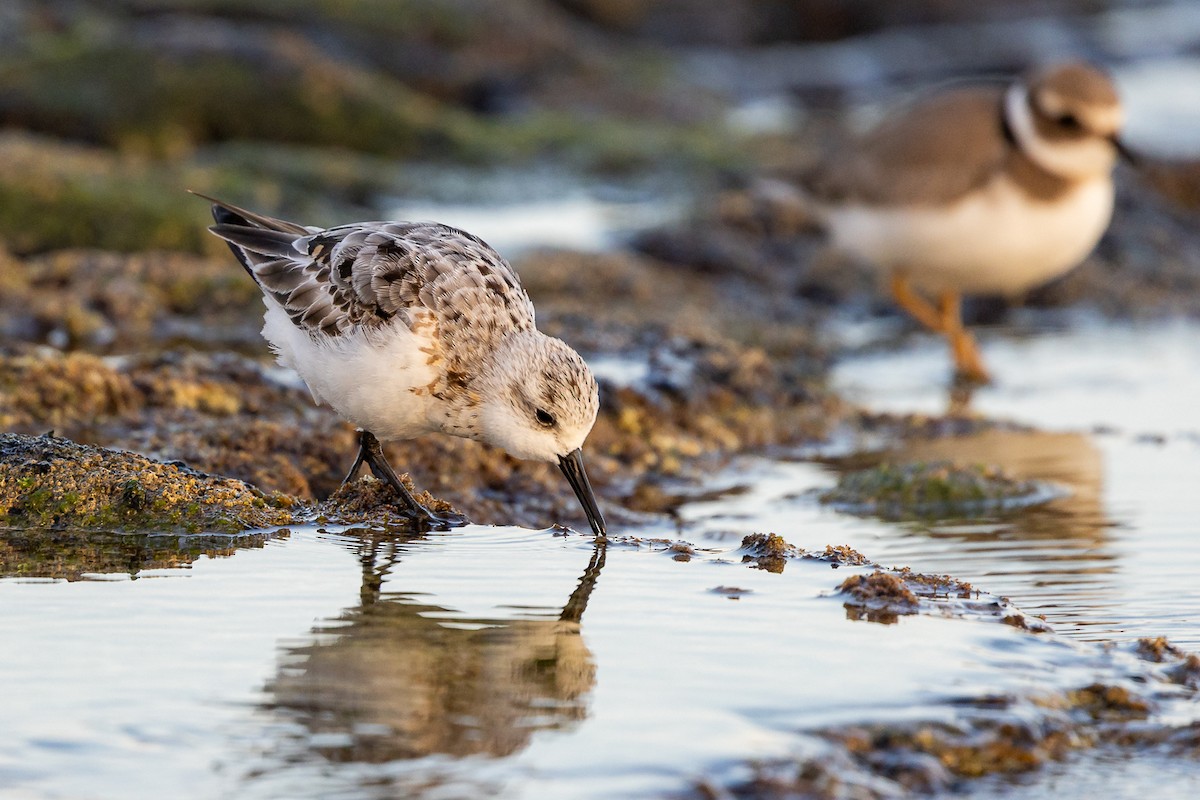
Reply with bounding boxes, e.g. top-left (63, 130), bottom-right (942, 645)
top-left (405, 506), bottom-right (469, 531)
top-left (348, 430), bottom-right (469, 530)
top-left (950, 335), bottom-right (992, 386)
top-left (942, 310), bottom-right (992, 386)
